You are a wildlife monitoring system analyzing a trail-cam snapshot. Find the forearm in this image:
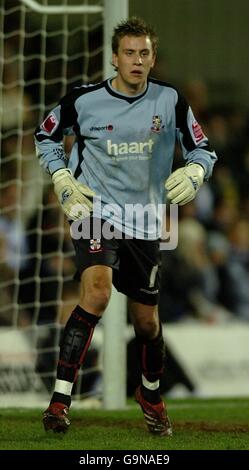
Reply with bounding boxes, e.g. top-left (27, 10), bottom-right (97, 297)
top-left (175, 94), bottom-right (218, 180)
top-left (182, 147), bottom-right (217, 180)
top-left (34, 98), bottom-right (76, 175)
top-left (35, 138), bottom-right (68, 175)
